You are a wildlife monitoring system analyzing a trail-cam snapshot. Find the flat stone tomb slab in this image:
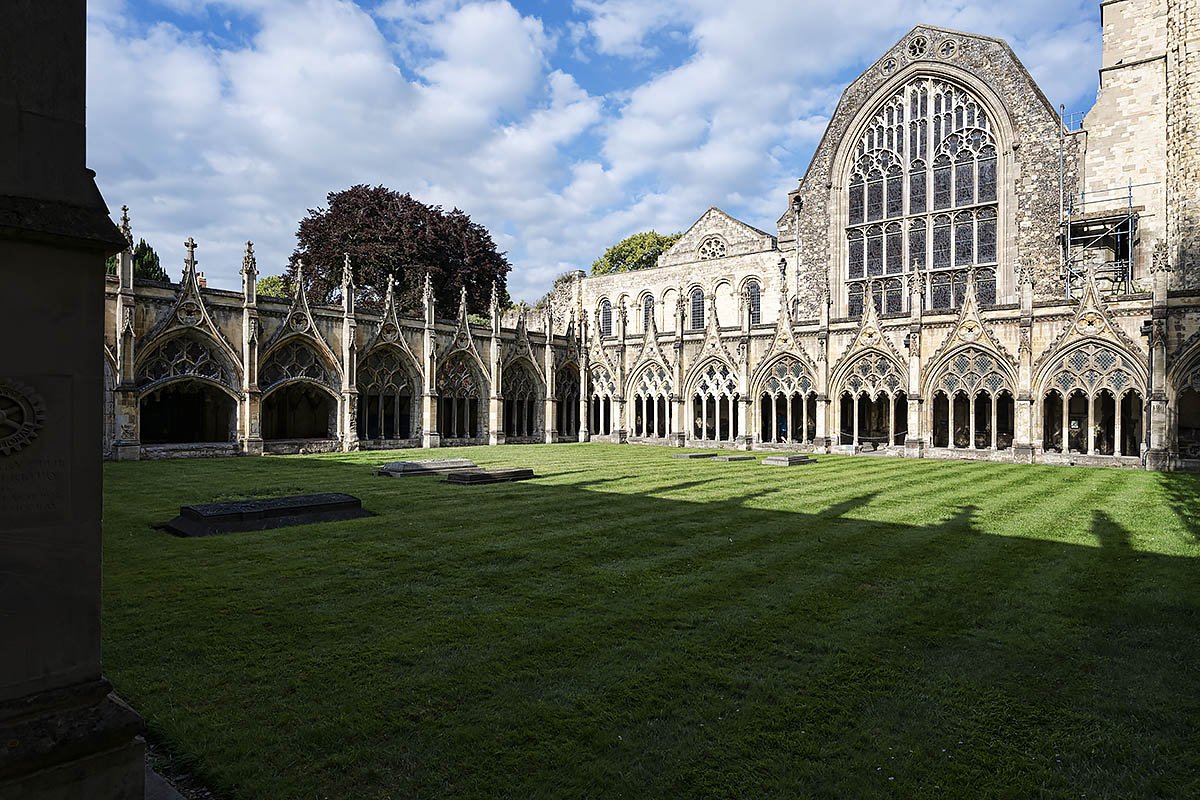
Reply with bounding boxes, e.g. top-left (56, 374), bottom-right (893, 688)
top-left (671, 452), bottom-right (718, 459)
top-left (444, 468), bottom-right (536, 485)
top-left (375, 458), bottom-right (477, 477)
top-left (713, 455), bottom-right (757, 462)
top-left (161, 493), bottom-right (372, 537)
top-left (762, 454), bottom-right (818, 466)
